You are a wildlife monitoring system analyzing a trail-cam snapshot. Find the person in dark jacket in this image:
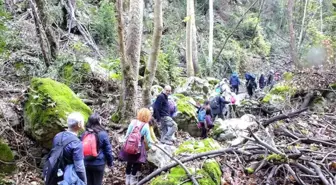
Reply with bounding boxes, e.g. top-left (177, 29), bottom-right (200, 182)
top-left (259, 74), bottom-right (265, 89)
top-left (81, 113), bottom-right (113, 185)
top-left (153, 85), bottom-right (177, 145)
top-left (266, 70), bottom-right (274, 88)
top-left (246, 73), bottom-right (257, 98)
top-left (210, 94), bottom-right (231, 120)
top-left (229, 72), bottom-right (240, 94)
top-left (51, 112), bottom-right (87, 184)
